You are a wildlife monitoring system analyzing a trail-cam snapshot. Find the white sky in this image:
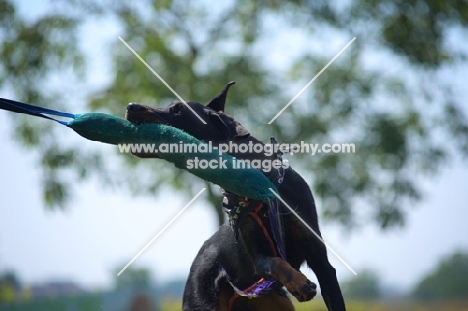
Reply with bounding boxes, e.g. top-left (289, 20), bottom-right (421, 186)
top-left (0, 0), bottom-right (468, 294)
